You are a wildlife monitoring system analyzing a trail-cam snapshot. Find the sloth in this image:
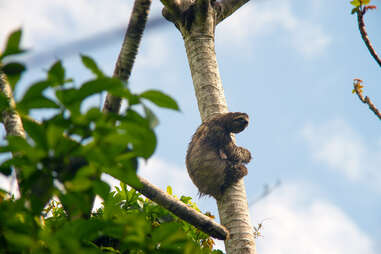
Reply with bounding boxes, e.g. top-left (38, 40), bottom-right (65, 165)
top-left (186, 112), bottom-right (251, 199)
